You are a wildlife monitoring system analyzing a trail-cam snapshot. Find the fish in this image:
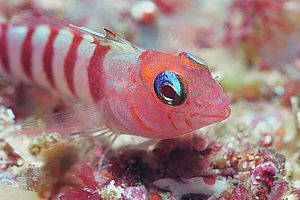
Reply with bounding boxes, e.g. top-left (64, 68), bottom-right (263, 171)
top-left (0, 15), bottom-right (230, 139)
